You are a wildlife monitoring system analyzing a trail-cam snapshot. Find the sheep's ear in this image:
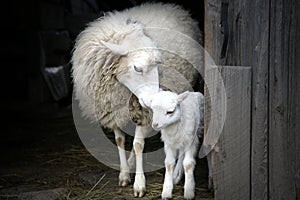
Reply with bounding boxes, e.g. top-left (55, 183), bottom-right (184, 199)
top-left (100, 40), bottom-right (128, 55)
top-left (177, 91), bottom-right (189, 103)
